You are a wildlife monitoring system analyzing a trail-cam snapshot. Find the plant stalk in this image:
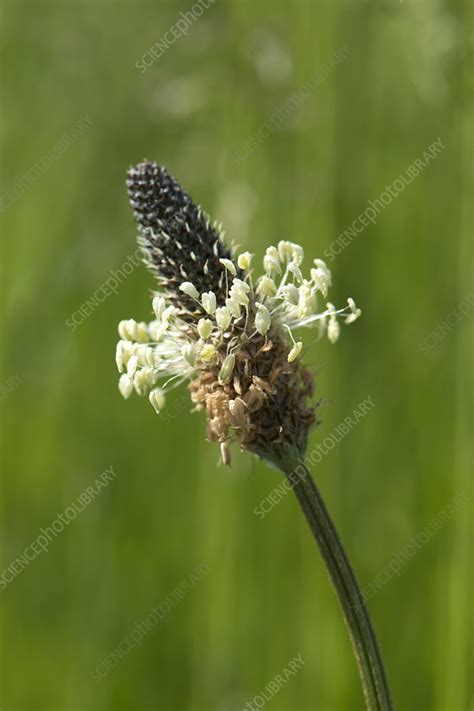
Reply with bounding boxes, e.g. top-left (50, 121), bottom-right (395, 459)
top-left (278, 452), bottom-right (394, 710)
